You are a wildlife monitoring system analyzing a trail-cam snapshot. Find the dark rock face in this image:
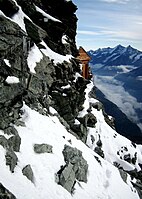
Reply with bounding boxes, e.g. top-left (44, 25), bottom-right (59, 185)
top-left (0, 183), bottom-right (16, 199)
top-left (57, 145), bottom-right (88, 193)
top-left (0, 0), bottom-right (86, 145)
top-left (0, 0), bottom-right (19, 18)
top-left (16, 0), bottom-right (78, 56)
top-left (0, 15), bottom-right (24, 57)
